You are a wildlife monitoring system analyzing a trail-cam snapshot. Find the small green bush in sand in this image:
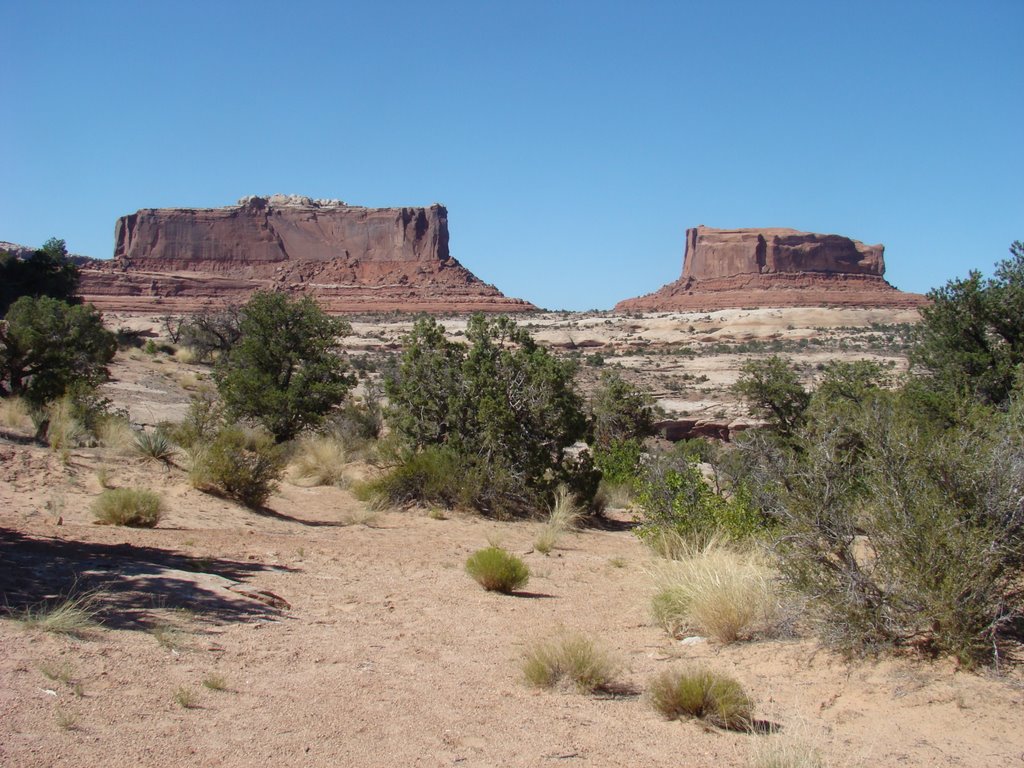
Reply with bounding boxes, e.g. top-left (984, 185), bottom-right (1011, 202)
top-left (647, 667), bottom-right (753, 730)
top-left (92, 488), bottom-right (164, 527)
top-left (523, 633), bottom-right (619, 693)
top-left (465, 546), bottom-right (530, 593)
top-left (192, 425), bottom-right (285, 508)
